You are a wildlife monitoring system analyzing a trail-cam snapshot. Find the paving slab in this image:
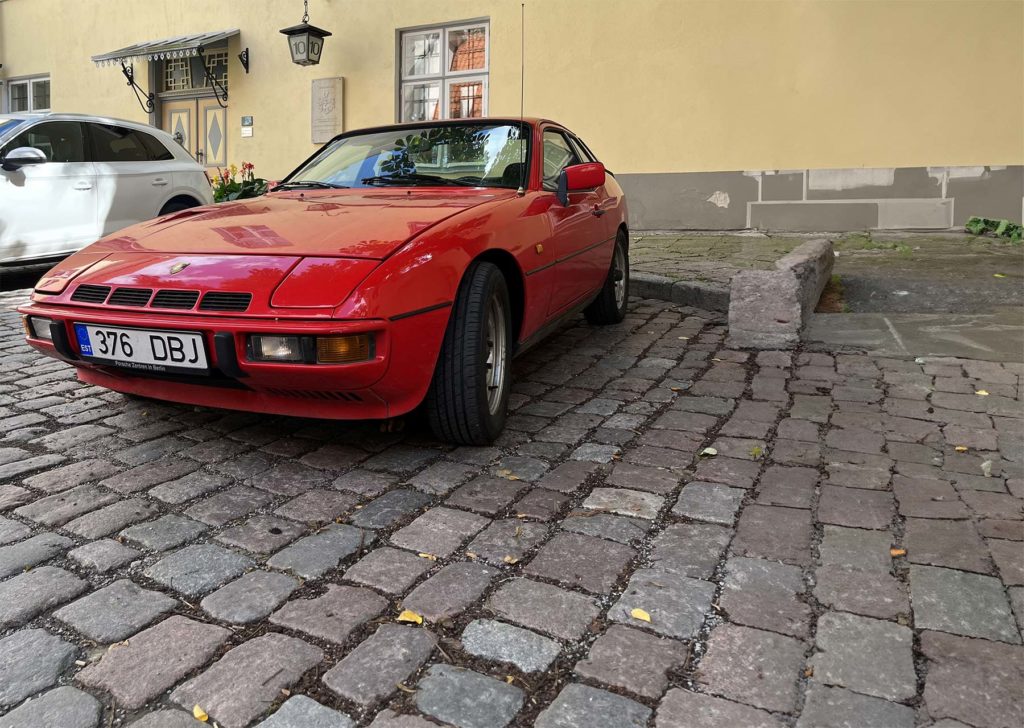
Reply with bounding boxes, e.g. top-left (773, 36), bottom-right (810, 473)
top-left (535, 683), bottom-right (651, 728)
top-left (910, 564), bottom-right (1020, 643)
top-left (0, 686), bottom-right (101, 728)
top-left (54, 579), bottom-right (177, 643)
top-left (0, 628), bottom-right (77, 708)
top-left (461, 619), bottom-right (561, 673)
top-left (414, 664), bottom-right (524, 728)
top-left (323, 624), bottom-right (436, 705)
